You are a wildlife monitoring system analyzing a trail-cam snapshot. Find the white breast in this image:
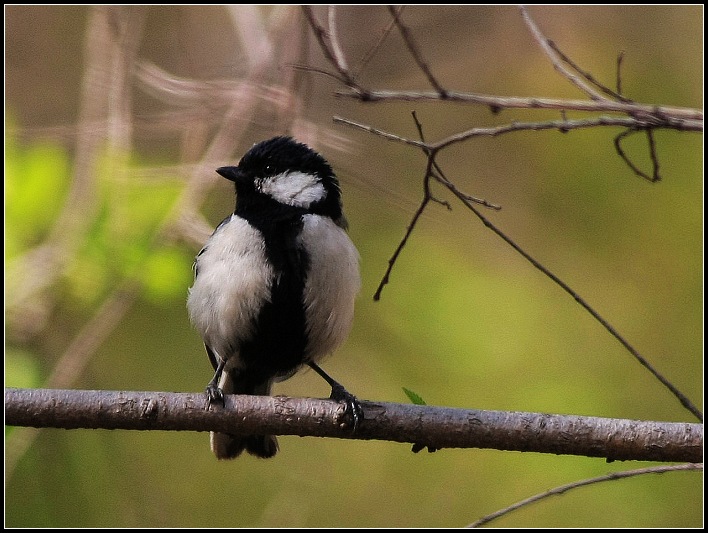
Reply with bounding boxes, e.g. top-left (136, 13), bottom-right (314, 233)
top-left (300, 214), bottom-right (361, 361)
top-left (187, 214), bottom-right (273, 361)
